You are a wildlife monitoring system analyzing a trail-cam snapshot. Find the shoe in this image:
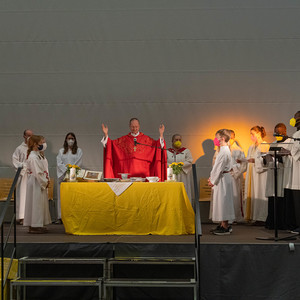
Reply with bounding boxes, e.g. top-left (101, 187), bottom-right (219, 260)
top-left (213, 226), bottom-right (231, 235)
top-left (210, 225), bottom-right (221, 233)
top-left (54, 219), bottom-right (62, 224)
top-left (290, 227), bottom-right (300, 234)
top-left (28, 227), bottom-right (46, 234)
top-left (228, 225), bottom-right (233, 233)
